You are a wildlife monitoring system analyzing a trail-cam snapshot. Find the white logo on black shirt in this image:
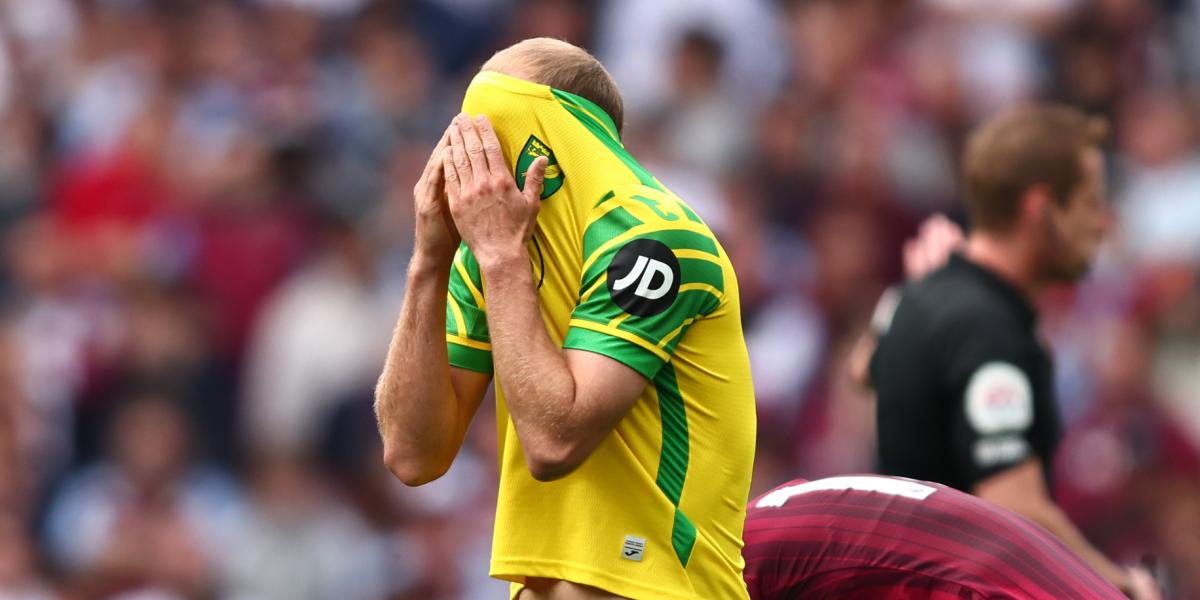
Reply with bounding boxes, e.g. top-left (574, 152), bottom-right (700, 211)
top-left (965, 362), bottom-right (1034, 435)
